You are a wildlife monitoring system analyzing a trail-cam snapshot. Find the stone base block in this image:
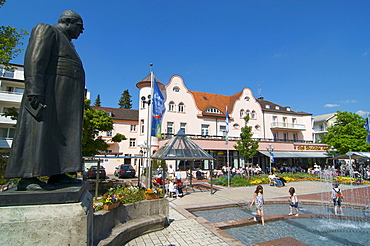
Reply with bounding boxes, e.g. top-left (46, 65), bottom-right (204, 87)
top-left (0, 189), bottom-right (93, 246)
